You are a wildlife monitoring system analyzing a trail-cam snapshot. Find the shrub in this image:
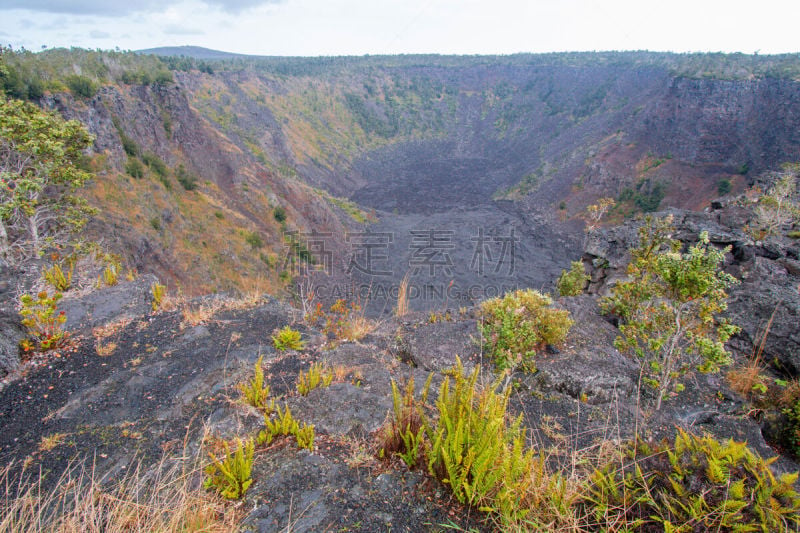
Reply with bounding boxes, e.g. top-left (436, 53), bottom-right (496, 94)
top-left (19, 291), bottom-right (67, 353)
top-left (272, 325), bottom-right (304, 351)
top-left (717, 177), bottom-right (732, 195)
top-left (150, 282), bottom-right (166, 312)
top-left (142, 152), bottom-right (168, 178)
top-left (584, 428), bottom-right (800, 531)
top-left (243, 230), bottom-right (264, 250)
top-left (478, 289), bottom-right (573, 371)
top-left (273, 206), bottom-right (287, 223)
top-left (175, 164), bottom-right (197, 191)
top-left (65, 75), bottom-right (97, 98)
top-left (203, 438), bottom-right (254, 500)
top-left (601, 216), bottom-right (740, 410)
top-left (788, 230), bottom-right (800, 239)
top-left (125, 157), bottom-right (144, 178)
top-left (556, 260), bottom-right (590, 296)
top-left (239, 355), bottom-right (274, 412)
top-left (296, 362), bottom-right (334, 396)
top-left (119, 132), bottom-right (140, 157)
